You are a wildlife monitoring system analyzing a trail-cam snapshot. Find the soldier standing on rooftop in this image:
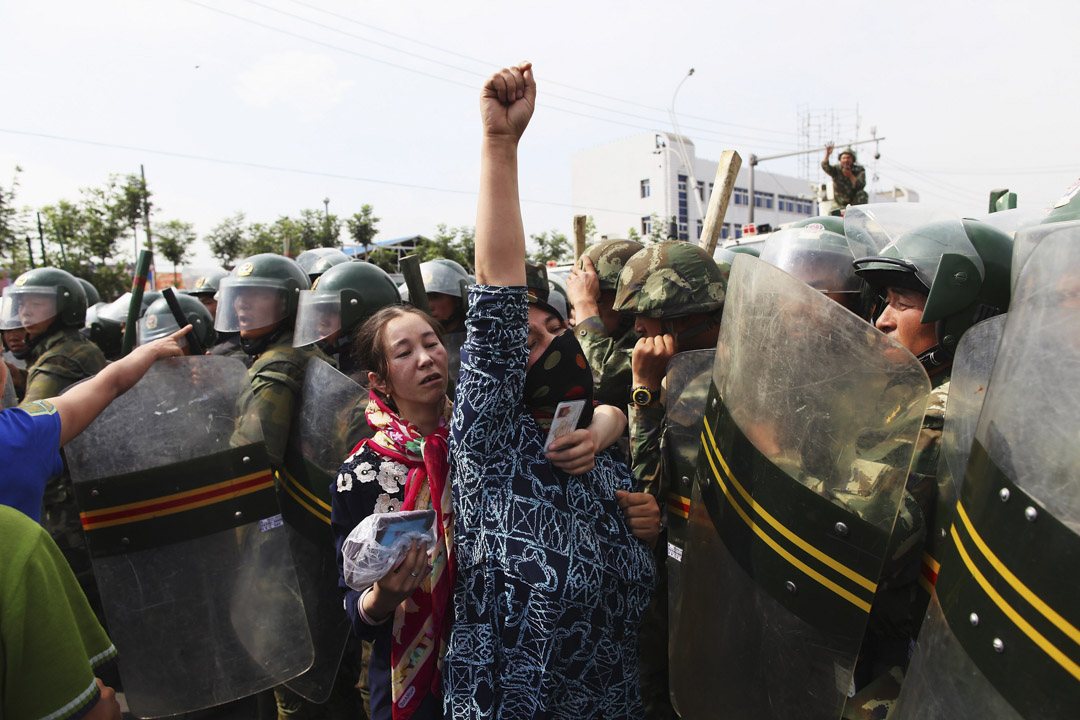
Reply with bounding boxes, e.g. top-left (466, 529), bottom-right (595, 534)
top-left (822, 144), bottom-right (869, 211)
